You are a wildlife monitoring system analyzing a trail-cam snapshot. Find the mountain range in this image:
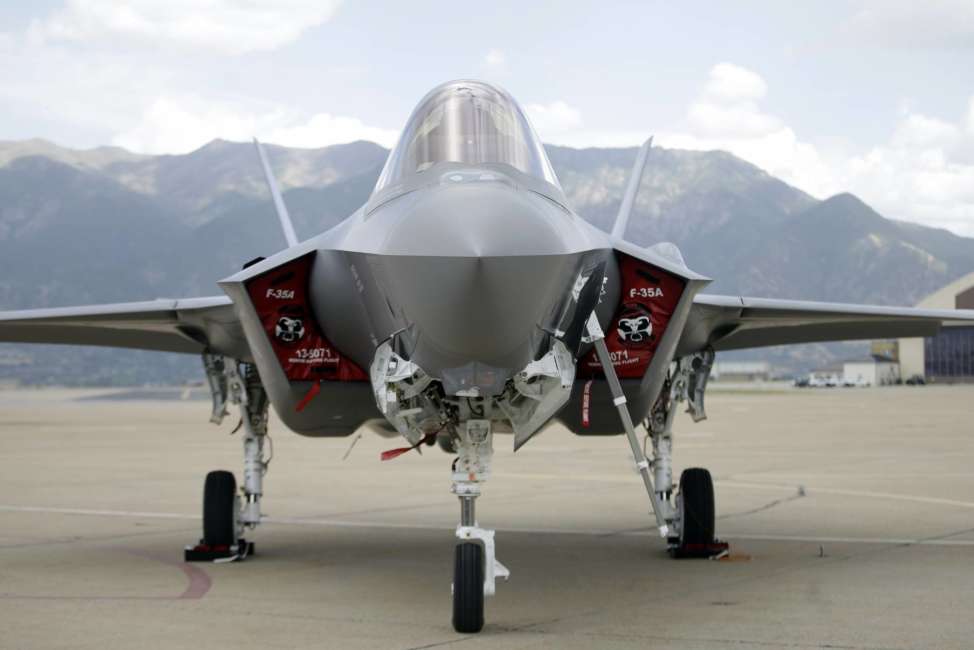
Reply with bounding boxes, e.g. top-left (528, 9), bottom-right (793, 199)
top-left (2, 138), bottom-right (973, 385)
